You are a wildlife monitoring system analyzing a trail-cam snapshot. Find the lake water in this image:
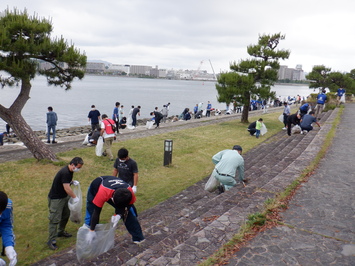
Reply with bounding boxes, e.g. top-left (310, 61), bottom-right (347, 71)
top-left (0, 76), bottom-right (313, 131)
